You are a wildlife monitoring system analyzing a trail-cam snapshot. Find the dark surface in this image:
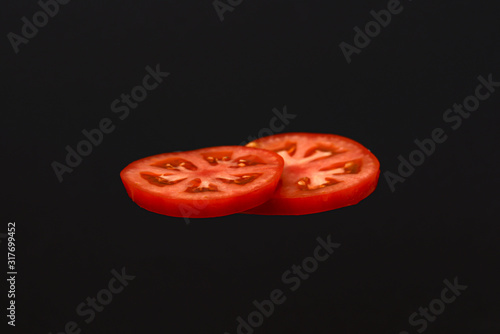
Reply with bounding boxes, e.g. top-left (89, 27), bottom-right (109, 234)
top-left (2, 0), bottom-right (499, 333)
